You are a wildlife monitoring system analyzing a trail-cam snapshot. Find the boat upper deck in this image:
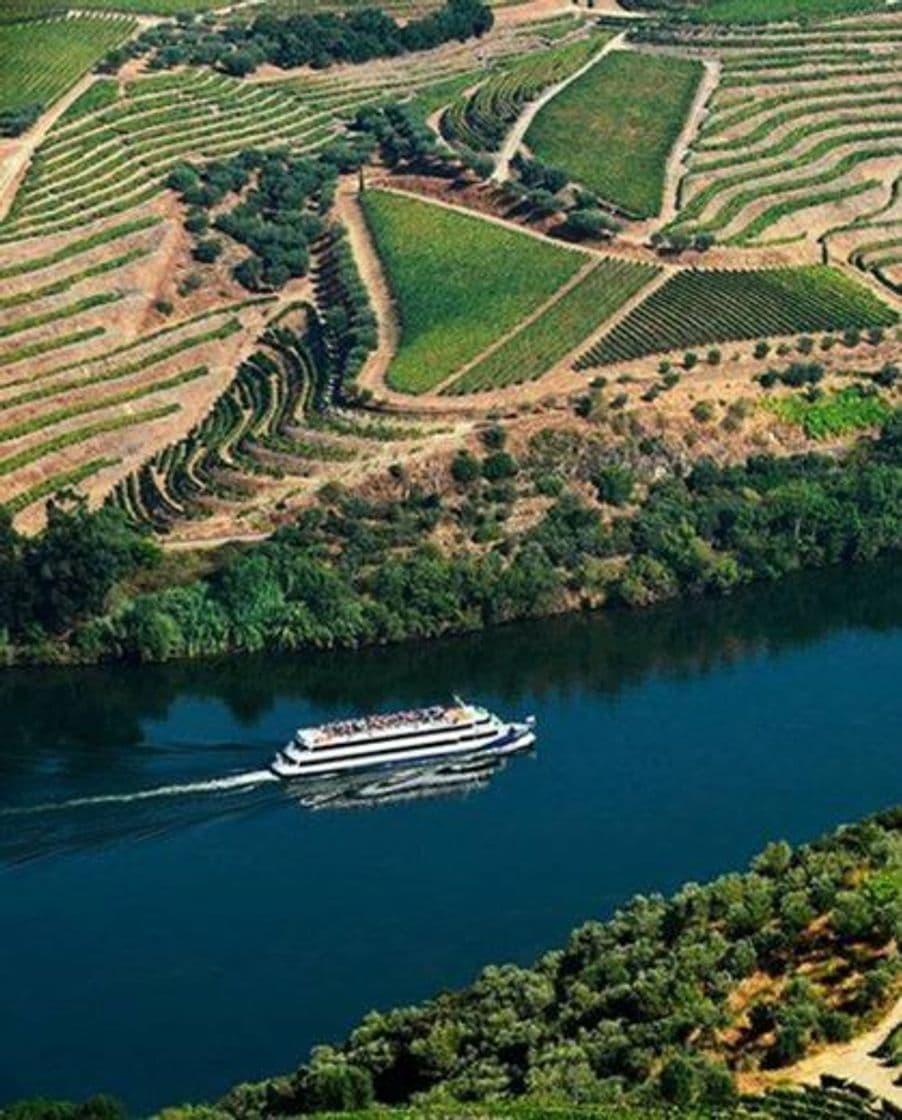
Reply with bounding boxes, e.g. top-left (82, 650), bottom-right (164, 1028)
top-left (301, 704), bottom-right (480, 748)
